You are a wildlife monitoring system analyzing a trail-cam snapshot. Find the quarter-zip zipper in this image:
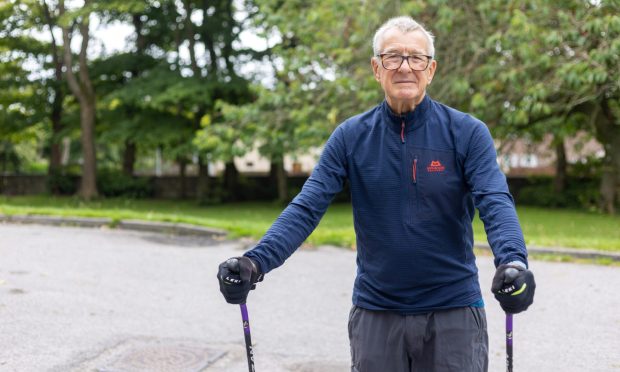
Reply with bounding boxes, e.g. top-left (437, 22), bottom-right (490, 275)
top-left (400, 118), bottom-right (420, 223)
top-left (413, 155), bottom-right (420, 214)
top-left (400, 118), bottom-right (408, 224)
